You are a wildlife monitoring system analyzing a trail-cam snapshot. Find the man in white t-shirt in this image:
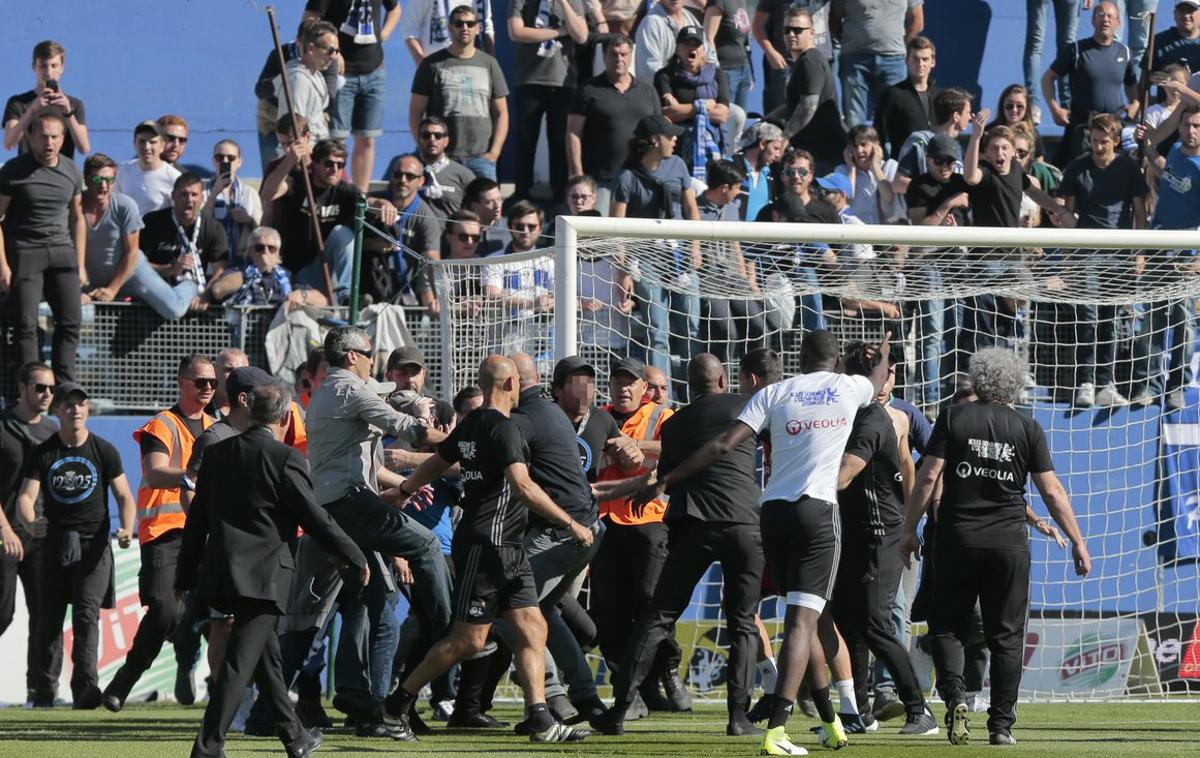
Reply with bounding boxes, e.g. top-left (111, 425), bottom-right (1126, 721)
top-left (635, 329), bottom-right (891, 756)
top-left (114, 121), bottom-right (181, 216)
